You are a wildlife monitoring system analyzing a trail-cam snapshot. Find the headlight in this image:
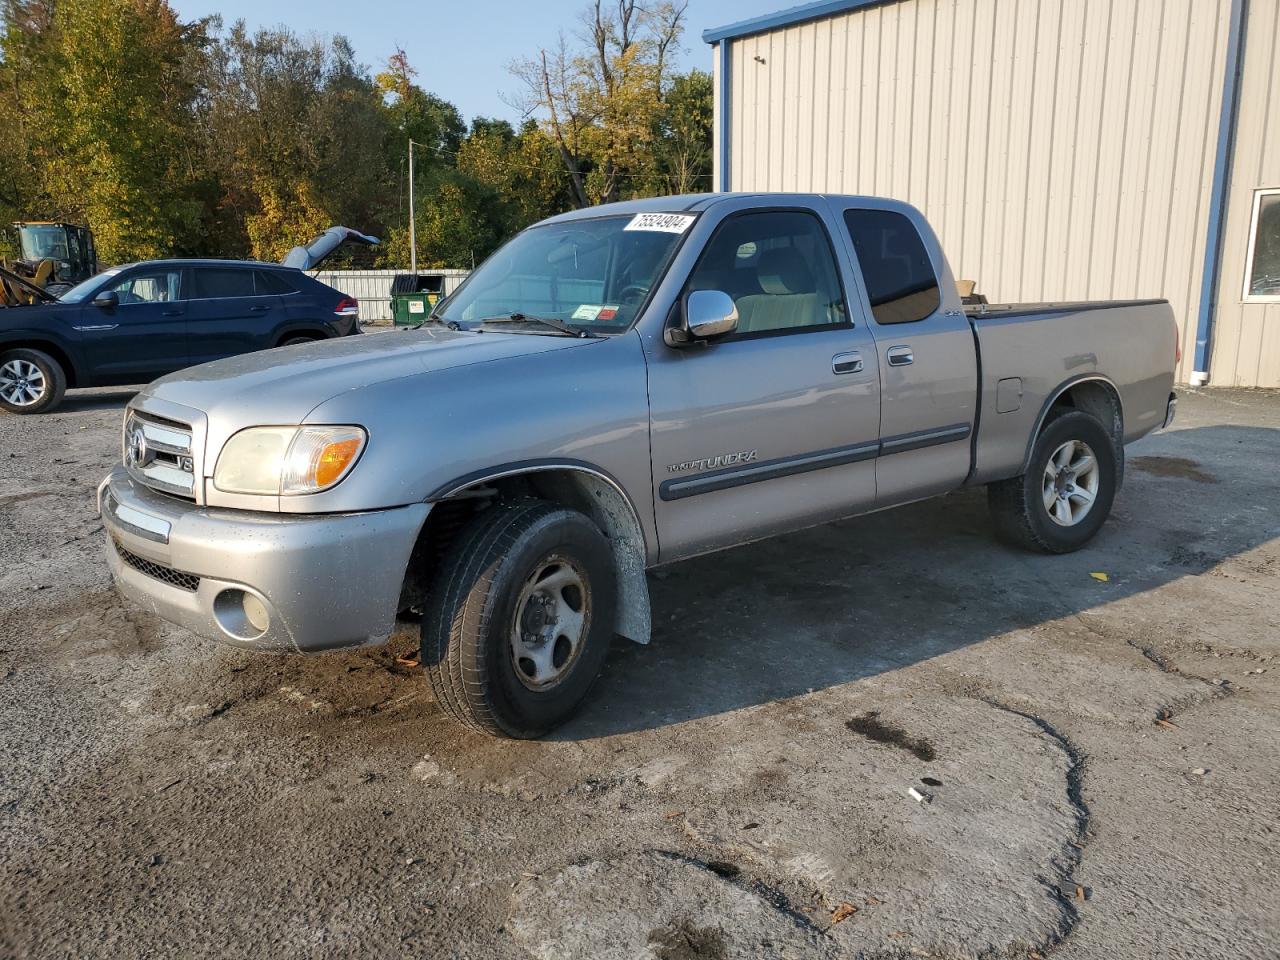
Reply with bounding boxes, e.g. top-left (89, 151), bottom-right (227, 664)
top-left (213, 425), bottom-right (367, 496)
